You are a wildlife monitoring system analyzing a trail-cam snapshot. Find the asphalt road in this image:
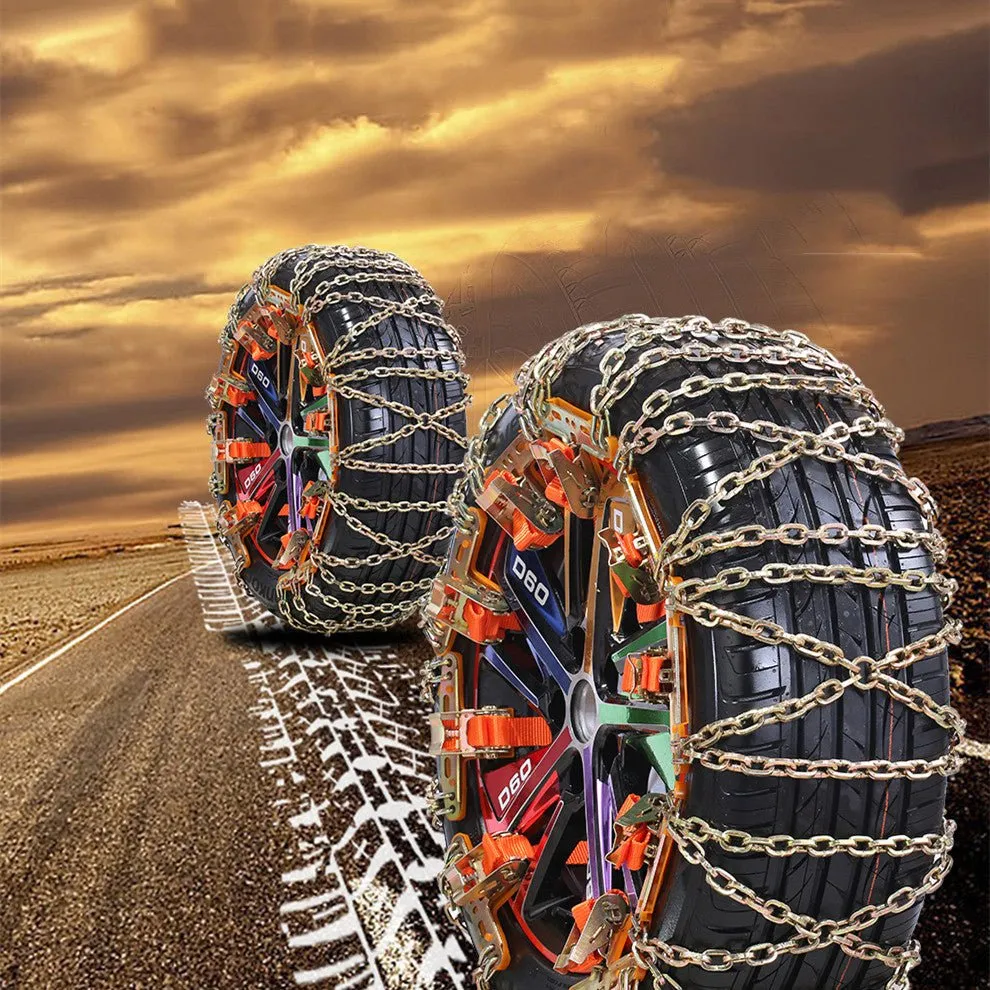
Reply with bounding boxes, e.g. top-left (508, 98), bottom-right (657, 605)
top-left (0, 576), bottom-right (295, 990)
